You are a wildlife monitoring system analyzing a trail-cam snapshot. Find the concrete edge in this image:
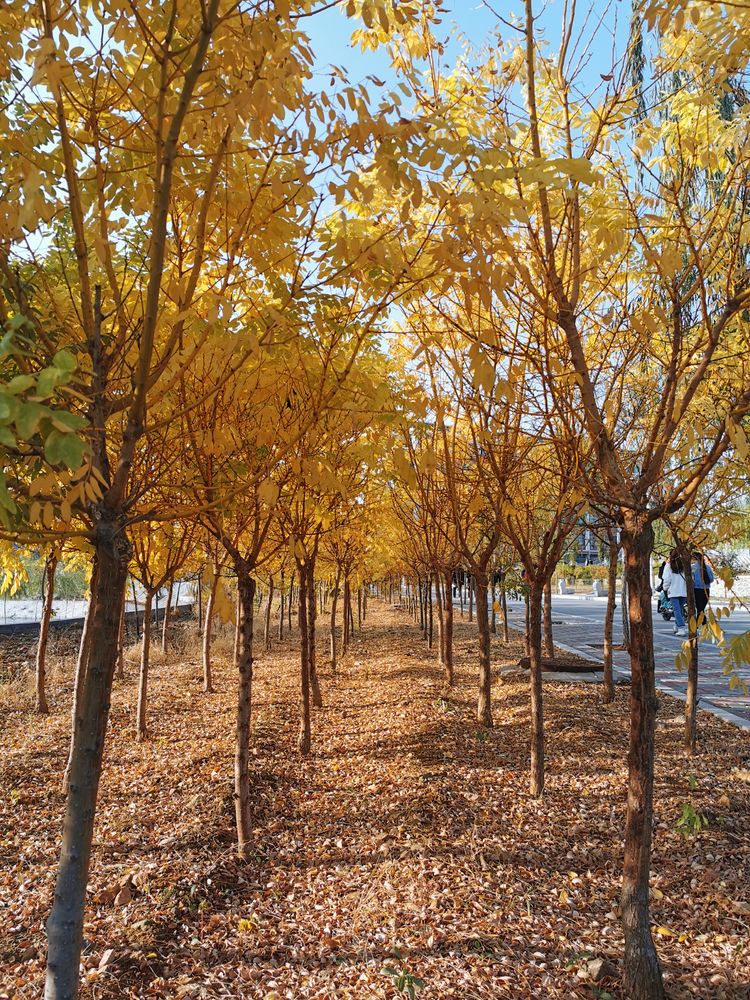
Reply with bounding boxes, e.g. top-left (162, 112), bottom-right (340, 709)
top-left (553, 639), bottom-right (750, 734)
